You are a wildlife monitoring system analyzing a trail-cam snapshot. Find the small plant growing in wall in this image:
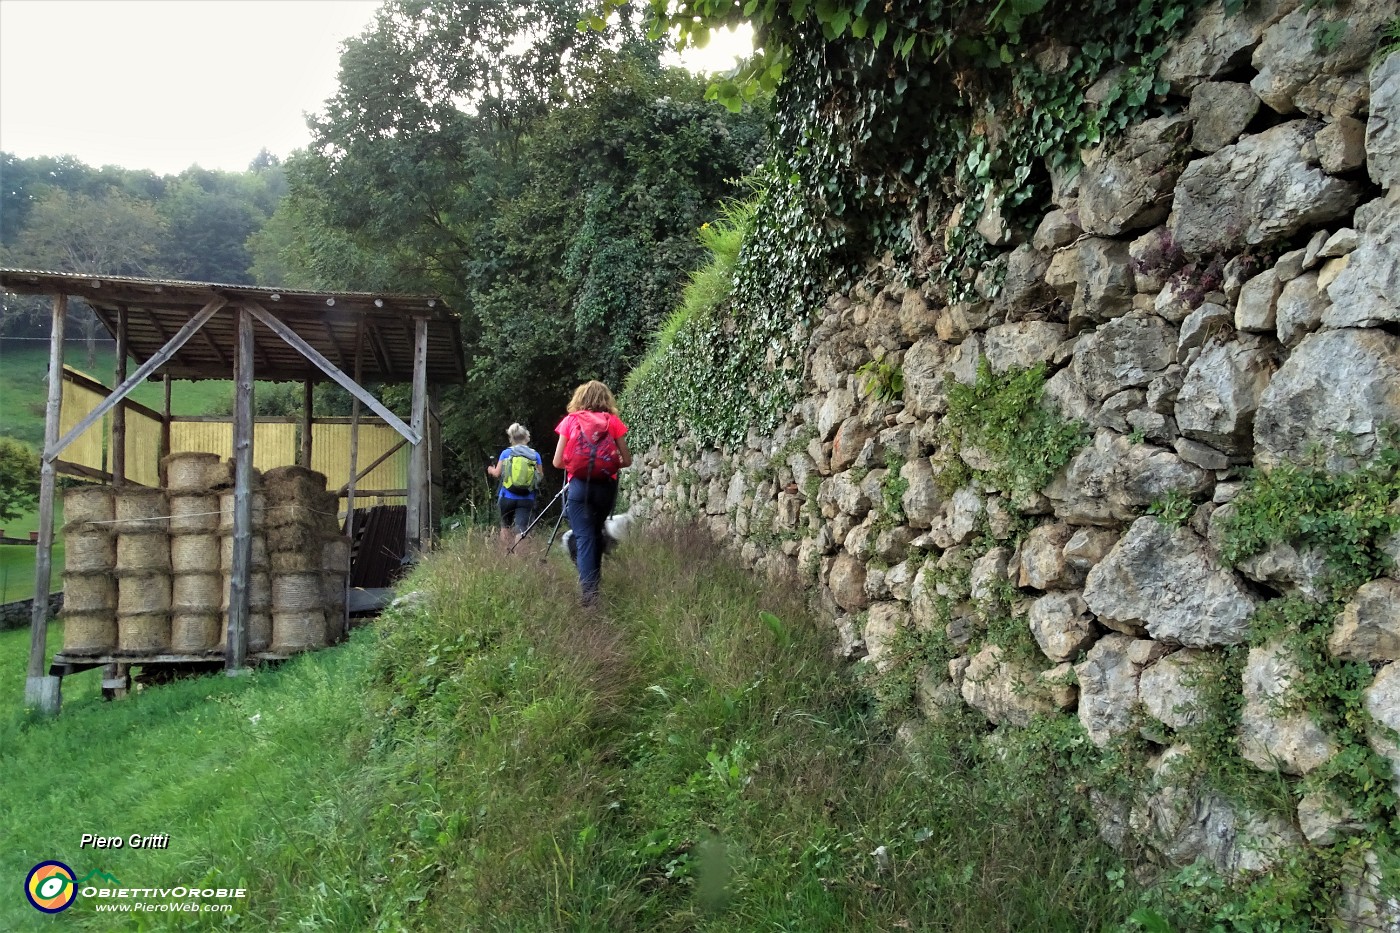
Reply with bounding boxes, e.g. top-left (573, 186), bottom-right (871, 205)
top-left (941, 361), bottom-right (1087, 502)
top-left (856, 352), bottom-right (904, 404)
top-left (1148, 490), bottom-right (1195, 527)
